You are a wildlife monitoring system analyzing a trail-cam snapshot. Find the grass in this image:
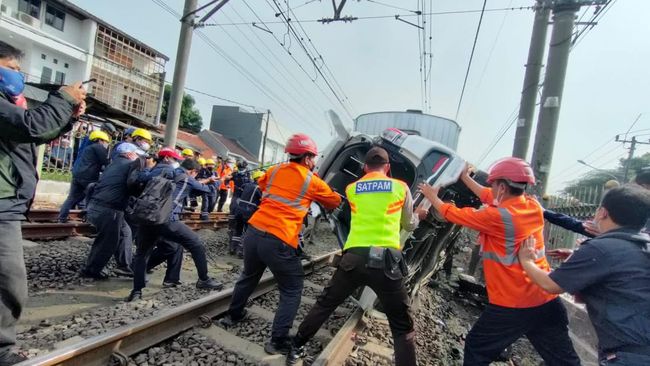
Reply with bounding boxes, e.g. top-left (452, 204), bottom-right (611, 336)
top-left (40, 171), bottom-right (72, 183)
